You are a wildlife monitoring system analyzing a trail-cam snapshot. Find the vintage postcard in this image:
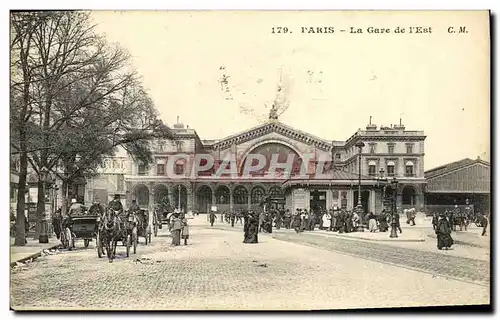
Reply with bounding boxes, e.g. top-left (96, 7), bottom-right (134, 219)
top-left (9, 10), bottom-right (490, 311)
